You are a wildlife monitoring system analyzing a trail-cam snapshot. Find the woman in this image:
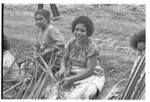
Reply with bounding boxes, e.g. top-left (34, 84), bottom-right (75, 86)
top-left (3, 35), bottom-right (21, 81)
top-left (34, 9), bottom-right (64, 73)
top-left (34, 9), bottom-right (64, 62)
top-left (3, 35), bottom-right (23, 99)
top-left (56, 16), bottom-right (105, 99)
